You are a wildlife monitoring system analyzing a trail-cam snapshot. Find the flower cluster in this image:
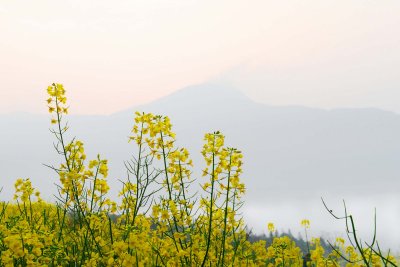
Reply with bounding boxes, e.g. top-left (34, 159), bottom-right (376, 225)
top-left (47, 83), bottom-right (68, 124)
